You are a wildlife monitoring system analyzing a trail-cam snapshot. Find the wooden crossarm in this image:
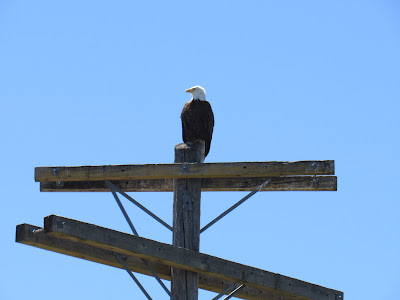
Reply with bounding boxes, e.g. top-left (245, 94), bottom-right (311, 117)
top-left (42, 215), bottom-right (343, 300)
top-left (16, 223), bottom-right (303, 300)
top-left (35, 160), bottom-right (335, 182)
top-left (39, 176), bottom-right (337, 192)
